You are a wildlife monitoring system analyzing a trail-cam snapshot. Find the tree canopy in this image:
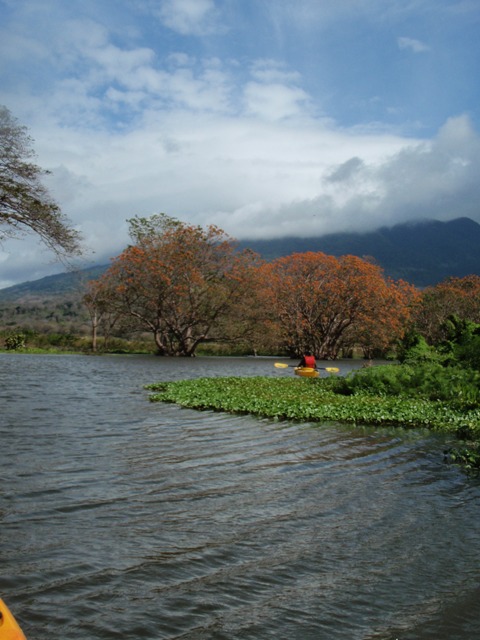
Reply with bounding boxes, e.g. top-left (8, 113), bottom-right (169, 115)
top-left (0, 105), bottom-right (82, 258)
top-left (261, 252), bottom-right (418, 359)
top-left (89, 214), bottom-right (262, 356)
top-left (84, 220), bottom-right (424, 358)
top-left (413, 275), bottom-right (480, 344)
